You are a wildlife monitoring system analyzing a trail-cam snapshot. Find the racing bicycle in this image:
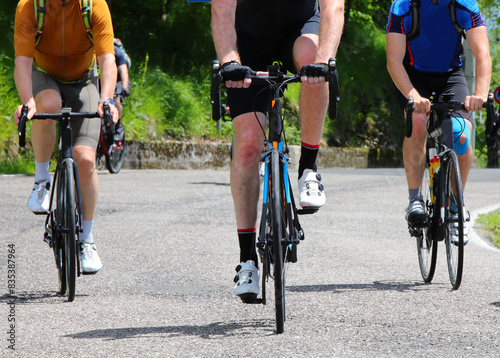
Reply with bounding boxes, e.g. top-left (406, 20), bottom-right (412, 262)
top-left (18, 104), bottom-right (113, 301)
top-left (96, 117), bottom-right (126, 173)
top-left (211, 59), bottom-right (339, 333)
top-left (406, 92), bottom-right (494, 289)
